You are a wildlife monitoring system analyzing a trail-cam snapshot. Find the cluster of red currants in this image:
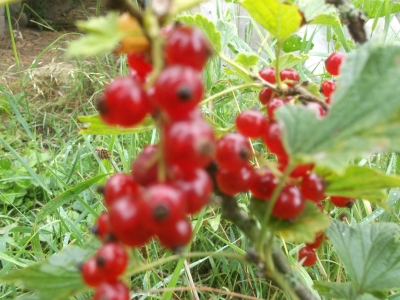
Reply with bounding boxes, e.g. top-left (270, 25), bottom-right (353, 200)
top-left (80, 23), bottom-right (215, 299)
